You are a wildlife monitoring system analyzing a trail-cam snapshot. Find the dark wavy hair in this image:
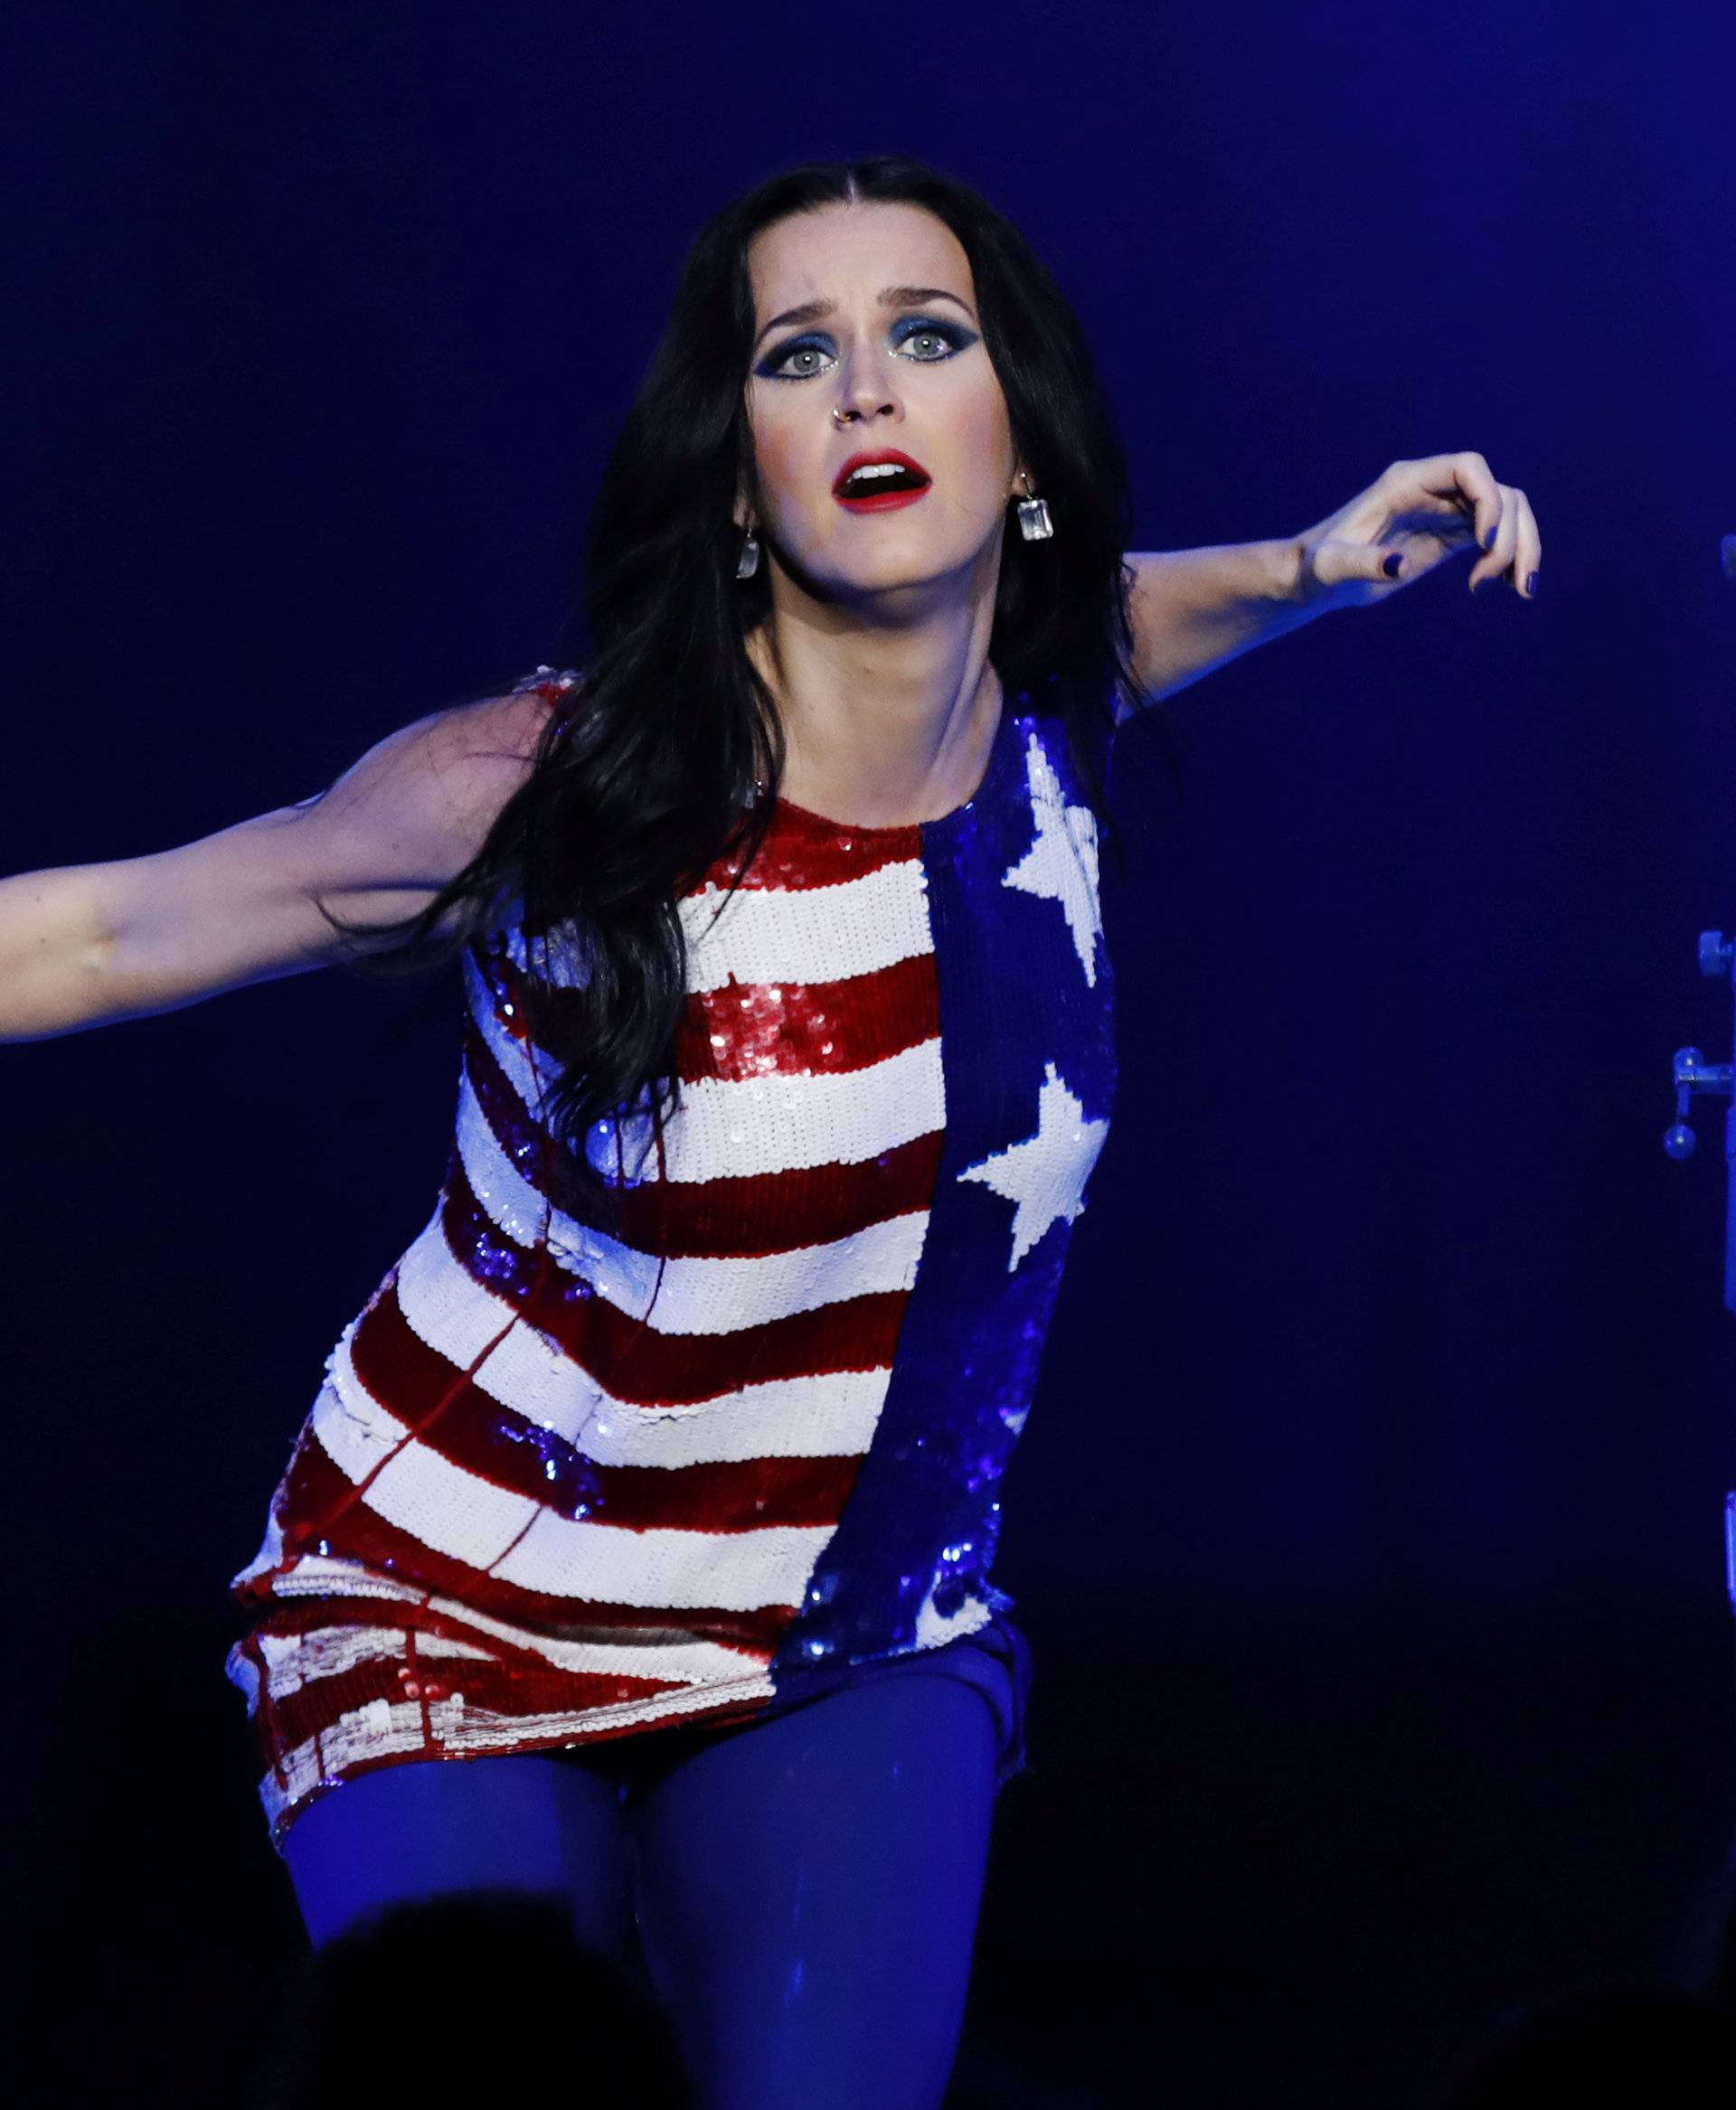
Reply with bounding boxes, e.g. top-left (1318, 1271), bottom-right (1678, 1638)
top-left (322, 154), bottom-right (1174, 1225)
